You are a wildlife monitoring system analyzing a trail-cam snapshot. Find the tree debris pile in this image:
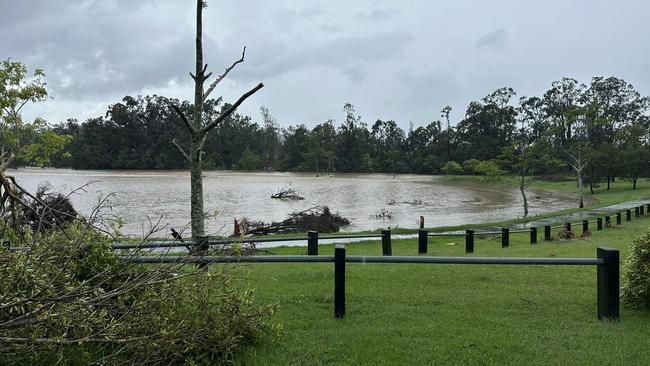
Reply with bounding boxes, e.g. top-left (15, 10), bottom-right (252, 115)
top-left (21, 185), bottom-right (78, 232)
top-left (240, 206), bottom-right (350, 235)
top-left (270, 187), bottom-right (304, 200)
top-left (1, 178), bottom-right (78, 235)
top-left (370, 208), bottom-right (393, 220)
